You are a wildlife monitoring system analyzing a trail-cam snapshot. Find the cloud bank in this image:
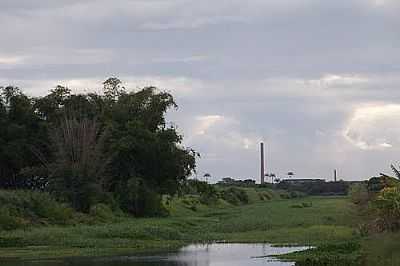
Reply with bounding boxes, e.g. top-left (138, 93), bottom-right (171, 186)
top-left (1, 0), bottom-right (400, 181)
